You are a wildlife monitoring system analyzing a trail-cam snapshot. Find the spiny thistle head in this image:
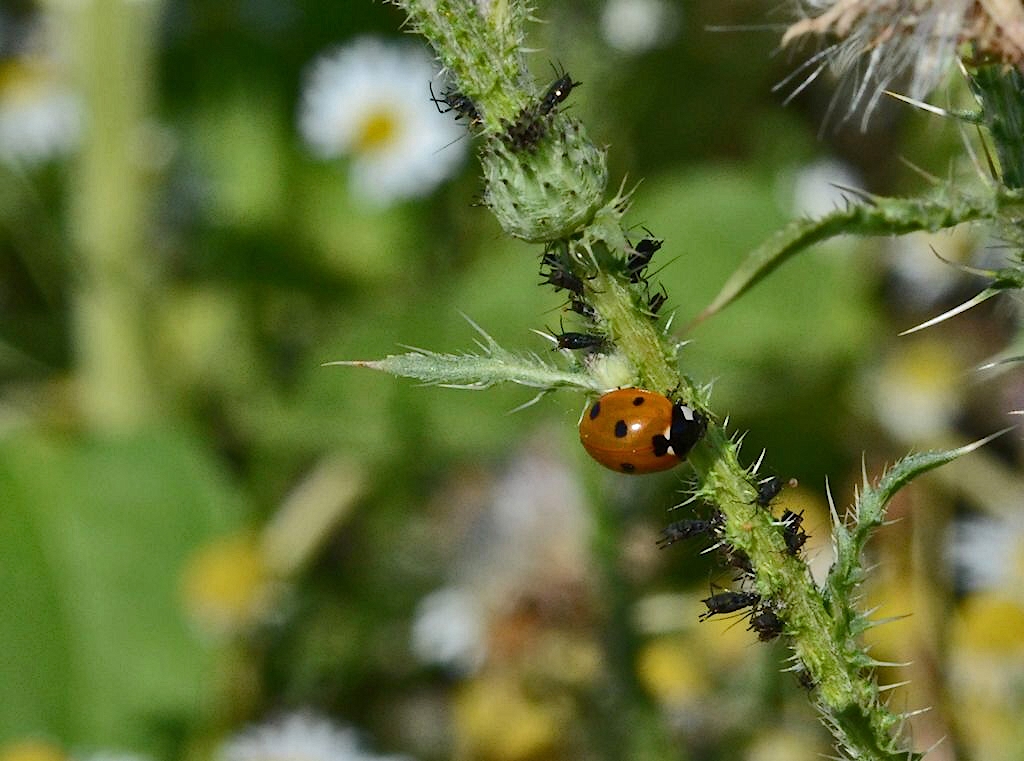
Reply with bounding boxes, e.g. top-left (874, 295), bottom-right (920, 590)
top-left (481, 116), bottom-right (608, 242)
top-left (782, 0), bottom-right (1024, 122)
